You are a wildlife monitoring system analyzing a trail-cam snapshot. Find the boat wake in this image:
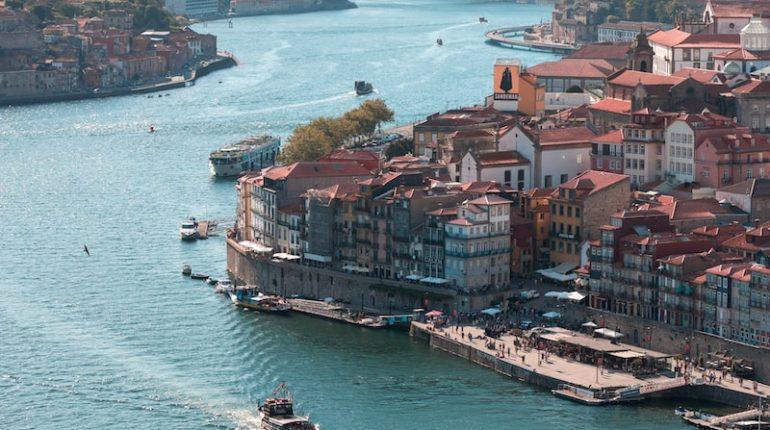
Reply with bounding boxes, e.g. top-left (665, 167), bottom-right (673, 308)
top-left (248, 91), bottom-right (356, 114)
top-left (430, 21), bottom-right (480, 36)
